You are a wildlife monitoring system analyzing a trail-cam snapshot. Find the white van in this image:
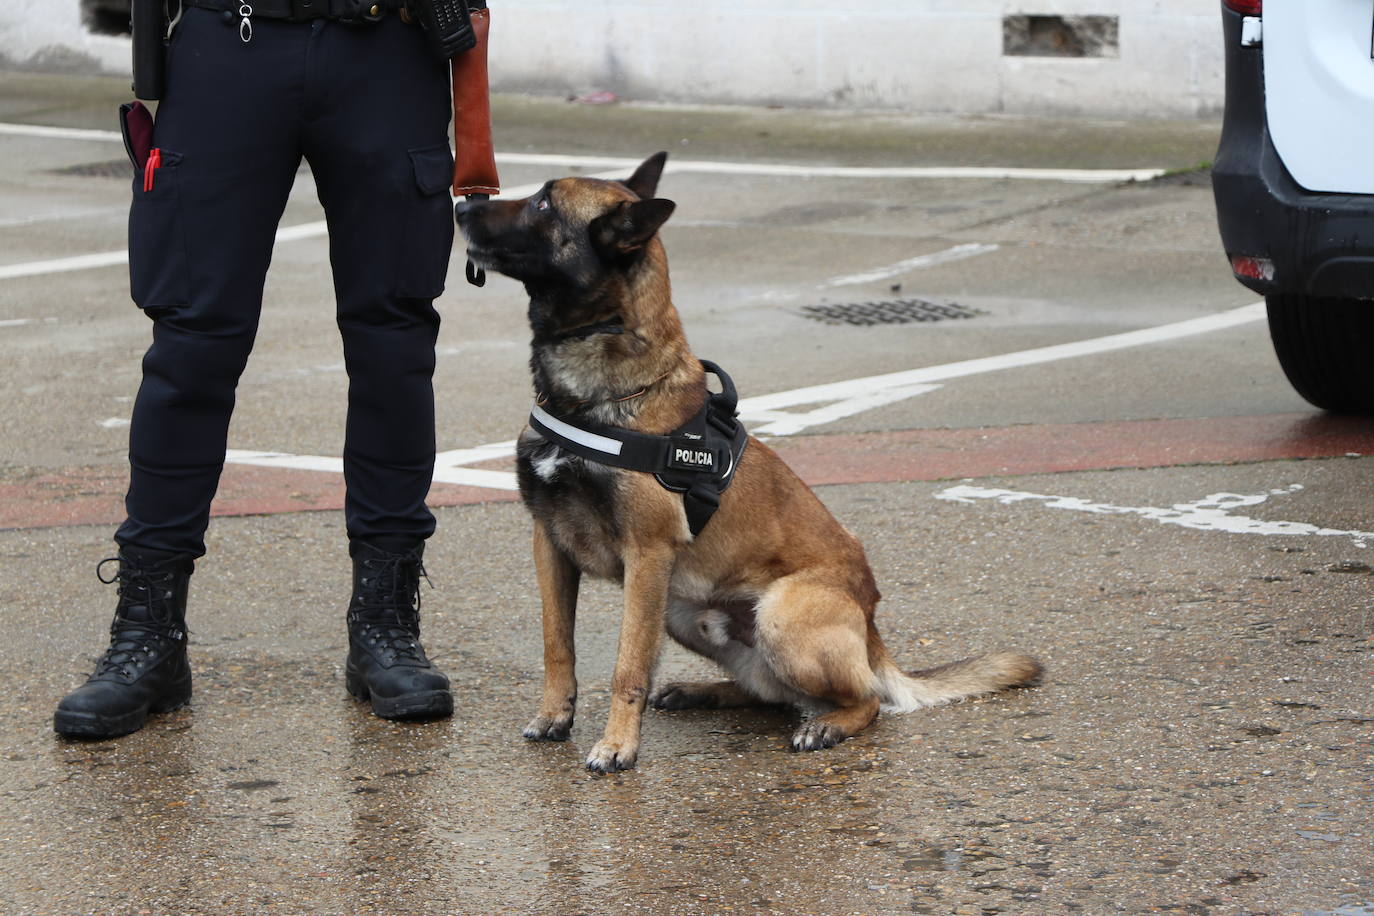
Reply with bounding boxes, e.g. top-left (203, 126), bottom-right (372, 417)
top-left (1212, 0), bottom-right (1374, 412)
